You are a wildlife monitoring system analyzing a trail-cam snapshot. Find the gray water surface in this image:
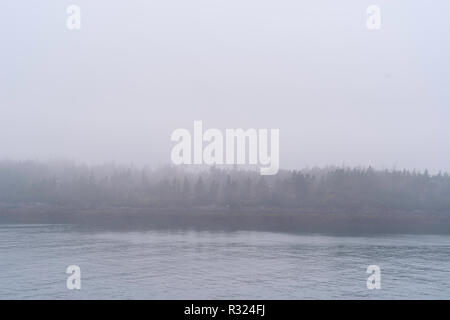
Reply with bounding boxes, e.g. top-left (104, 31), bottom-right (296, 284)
top-left (1, 224), bottom-right (450, 299)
